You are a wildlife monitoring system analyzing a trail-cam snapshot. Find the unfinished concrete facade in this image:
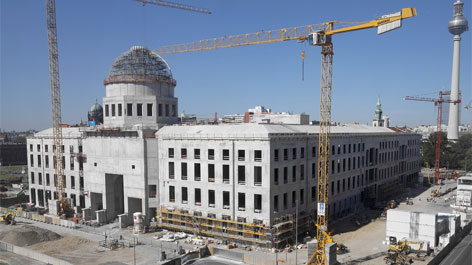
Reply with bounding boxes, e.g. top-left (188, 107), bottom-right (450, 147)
top-left (156, 124), bottom-right (421, 247)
